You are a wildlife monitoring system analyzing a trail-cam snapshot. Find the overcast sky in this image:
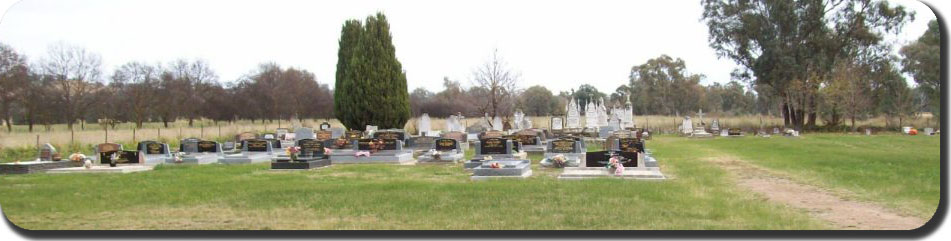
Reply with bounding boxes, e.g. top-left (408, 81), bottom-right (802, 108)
top-left (0, 0), bottom-right (938, 94)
